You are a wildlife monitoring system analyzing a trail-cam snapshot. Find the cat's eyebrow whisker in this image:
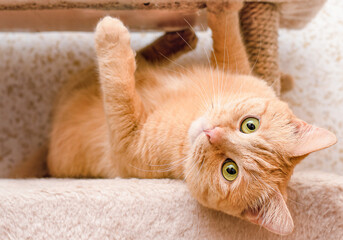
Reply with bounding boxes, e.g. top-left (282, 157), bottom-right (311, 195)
top-left (184, 18), bottom-right (218, 110)
top-left (220, 15), bottom-right (228, 101)
top-left (158, 52), bottom-right (192, 74)
top-left (183, 18), bottom-right (196, 35)
top-left (176, 29), bottom-right (212, 110)
top-left (161, 66), bottom-right (210, 112)
top-left (176, 32), bottom-right (193, 50)
top-left (249, 33), bottom-right (262, 76)
top-left (204, 51), bottom-right (215, 109)
top-left (210, 44), bottom-right (223, 108)
top-left (199, 23), bottom-right (216, 109)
